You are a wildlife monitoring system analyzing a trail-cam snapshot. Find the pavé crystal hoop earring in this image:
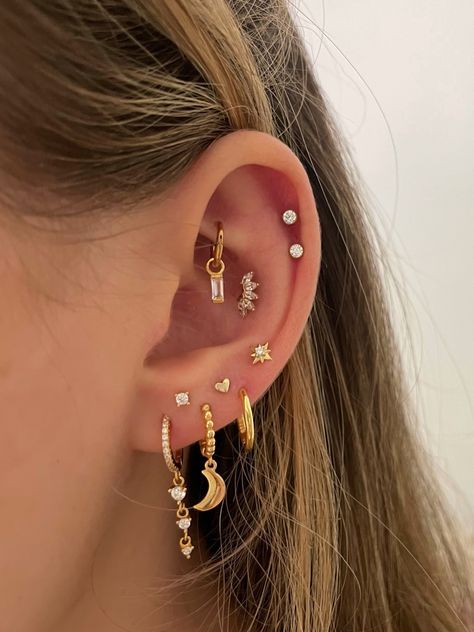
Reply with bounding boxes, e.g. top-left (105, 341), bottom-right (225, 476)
top-left (193, 403), bottom-right (226, 511)
top-left (206, 222), bottom-right (225, 304)
top-left (237, 388), bottom-right (254, 451)
top-left (161, 415), bottom-right (194, 559)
